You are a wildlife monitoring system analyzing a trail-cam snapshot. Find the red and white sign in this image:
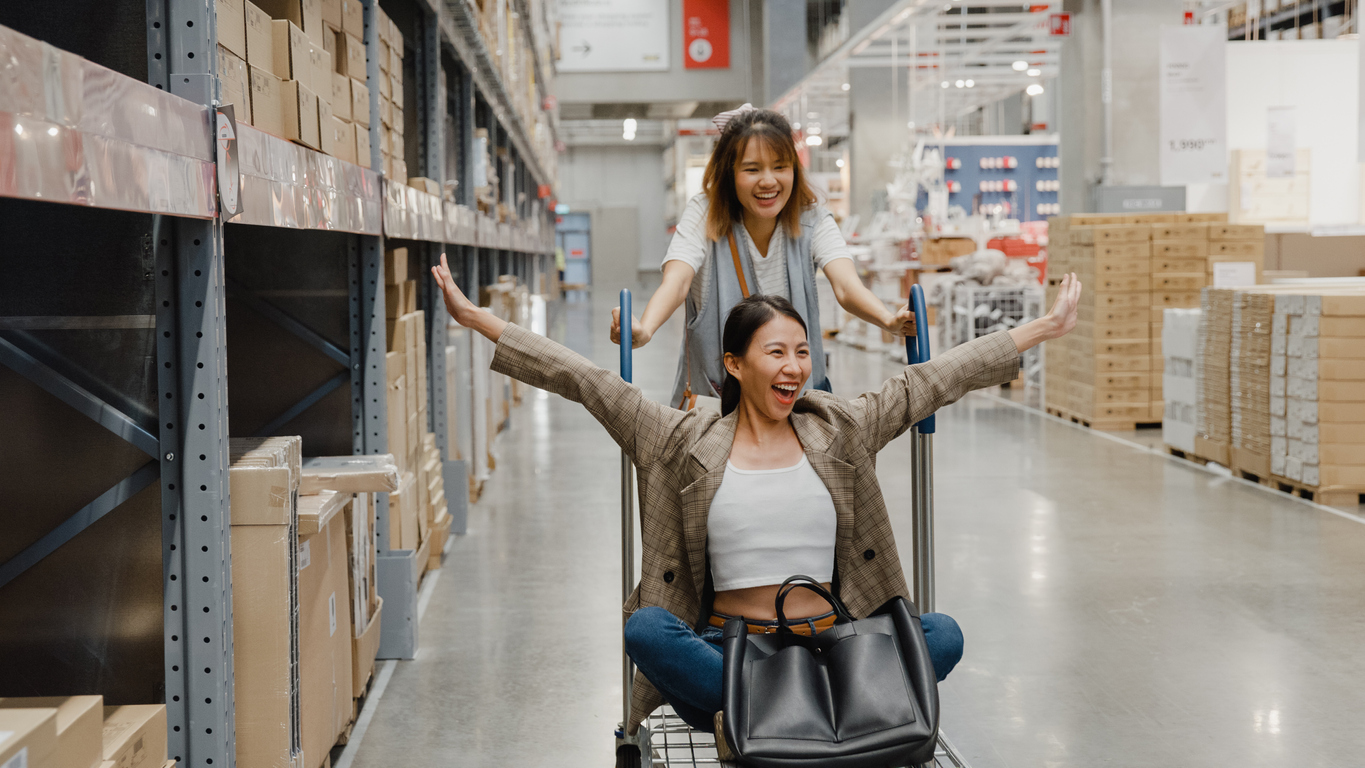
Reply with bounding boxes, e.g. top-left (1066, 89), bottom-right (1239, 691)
top-left (1049, 13), bottom-right (1071, 36)
top-left (683, 0), bottom-right (730, 69)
